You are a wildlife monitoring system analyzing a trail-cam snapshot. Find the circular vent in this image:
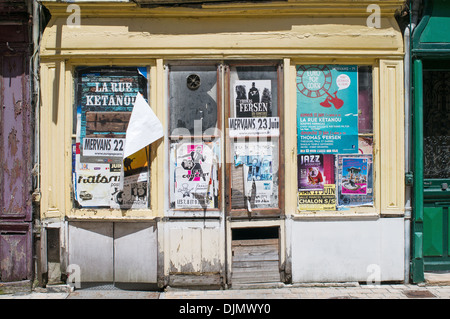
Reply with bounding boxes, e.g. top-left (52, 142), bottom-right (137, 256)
top-left (186, 74), bottom-right (201, 90)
